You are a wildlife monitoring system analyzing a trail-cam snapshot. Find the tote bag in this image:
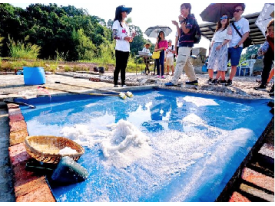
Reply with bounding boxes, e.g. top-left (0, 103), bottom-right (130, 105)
top-left (152, 51), bottom-right (160, 59)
